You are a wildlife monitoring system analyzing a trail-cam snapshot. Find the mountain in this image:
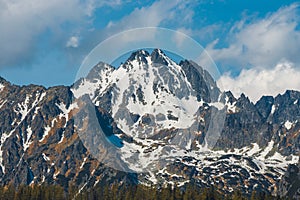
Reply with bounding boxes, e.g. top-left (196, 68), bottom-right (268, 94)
top-left (278, 160), bottom-right (300, 199)
top-left (0, 49), bottom-right (299, 197)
